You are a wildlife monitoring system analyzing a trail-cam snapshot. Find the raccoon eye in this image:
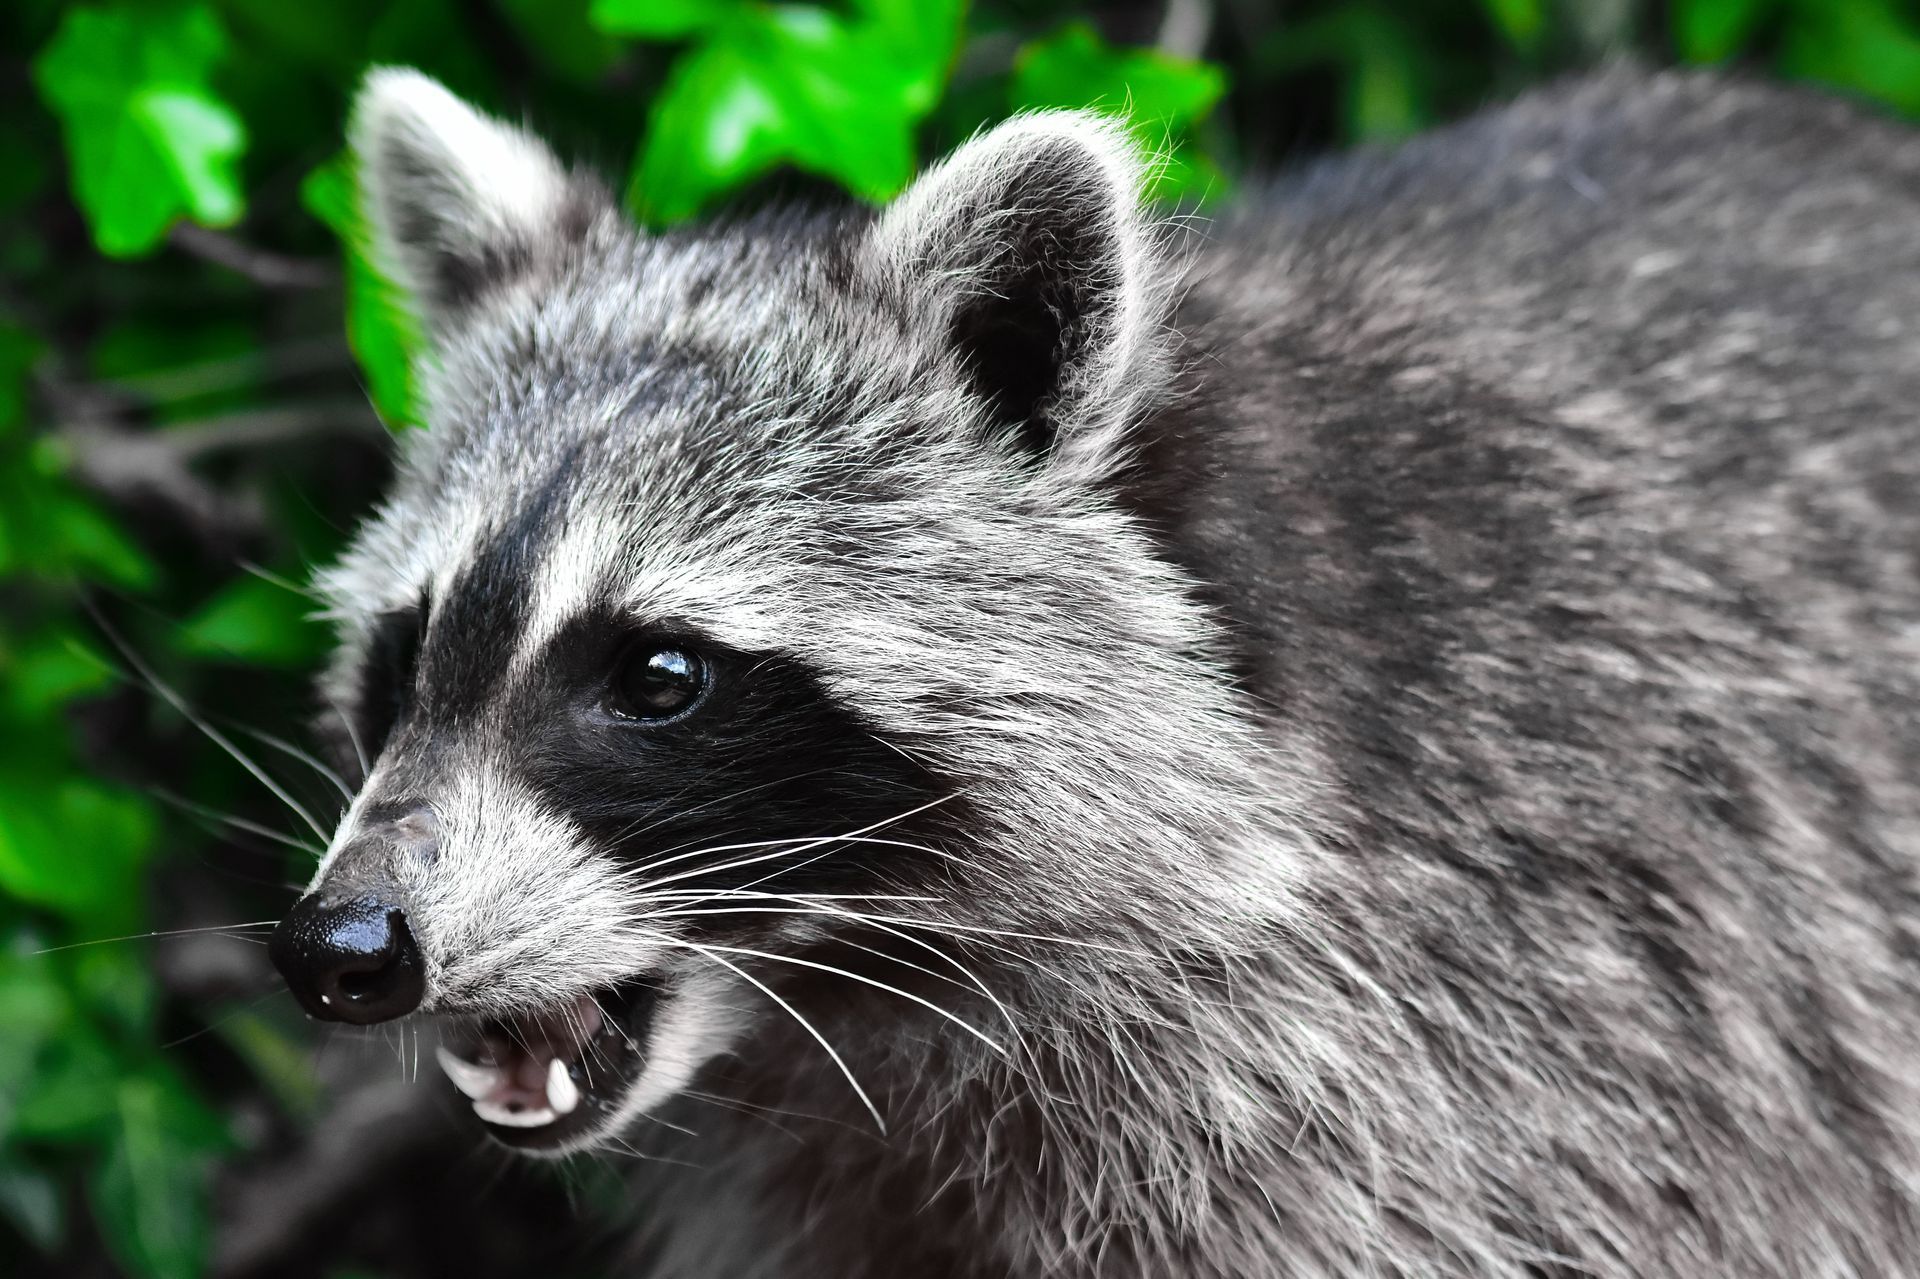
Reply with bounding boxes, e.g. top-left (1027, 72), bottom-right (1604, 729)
top-left (610, 644), bottom-right (707, 721)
